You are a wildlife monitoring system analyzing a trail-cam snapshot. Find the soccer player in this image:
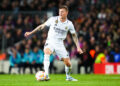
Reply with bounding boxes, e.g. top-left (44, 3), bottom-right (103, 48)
top-left (24, 5), bottom-right (83, 81)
